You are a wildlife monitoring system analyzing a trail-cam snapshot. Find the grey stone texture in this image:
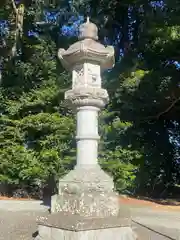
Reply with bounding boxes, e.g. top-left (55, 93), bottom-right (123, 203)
top-left (36, 225), bottom-right (137, 240)
top-left (37, 211), bottom-right (131, 231)
top-left (65, 87), bottom-right (109, 108)
top-left (37, 166), bottom-right (137, 240)
top-left (51, 166), bottom-right (120, 217)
